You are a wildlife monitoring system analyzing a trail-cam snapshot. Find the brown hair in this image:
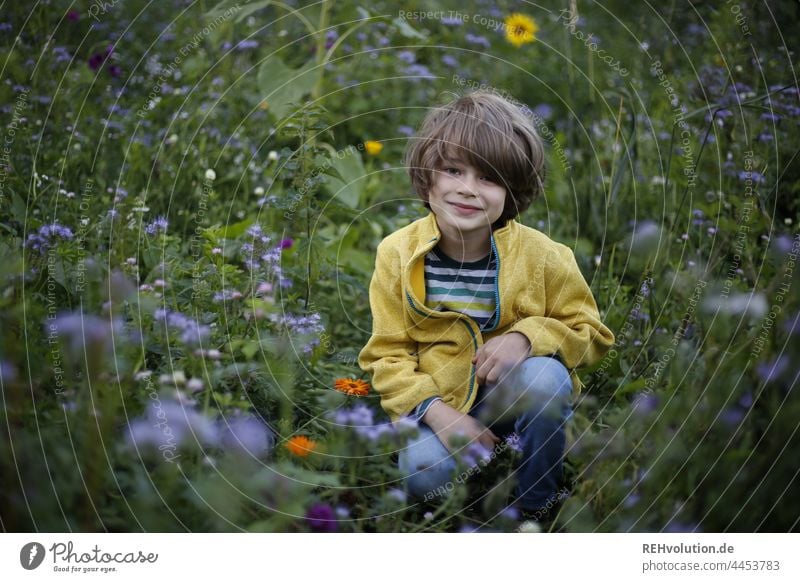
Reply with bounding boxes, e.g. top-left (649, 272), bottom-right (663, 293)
top-left (404, 90), bottom-right (546, 227)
